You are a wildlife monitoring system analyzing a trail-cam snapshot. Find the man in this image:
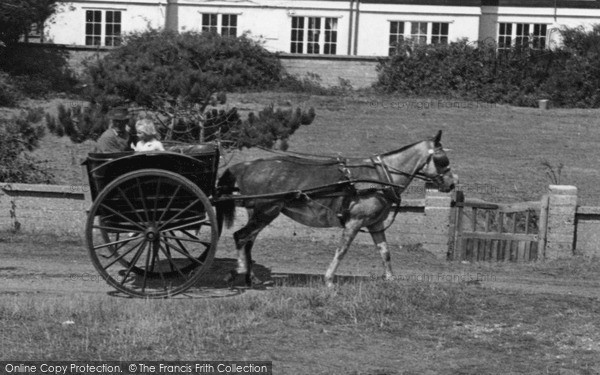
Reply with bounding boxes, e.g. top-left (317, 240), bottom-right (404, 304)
top-left (94, 107), bottom-right (132, 153)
